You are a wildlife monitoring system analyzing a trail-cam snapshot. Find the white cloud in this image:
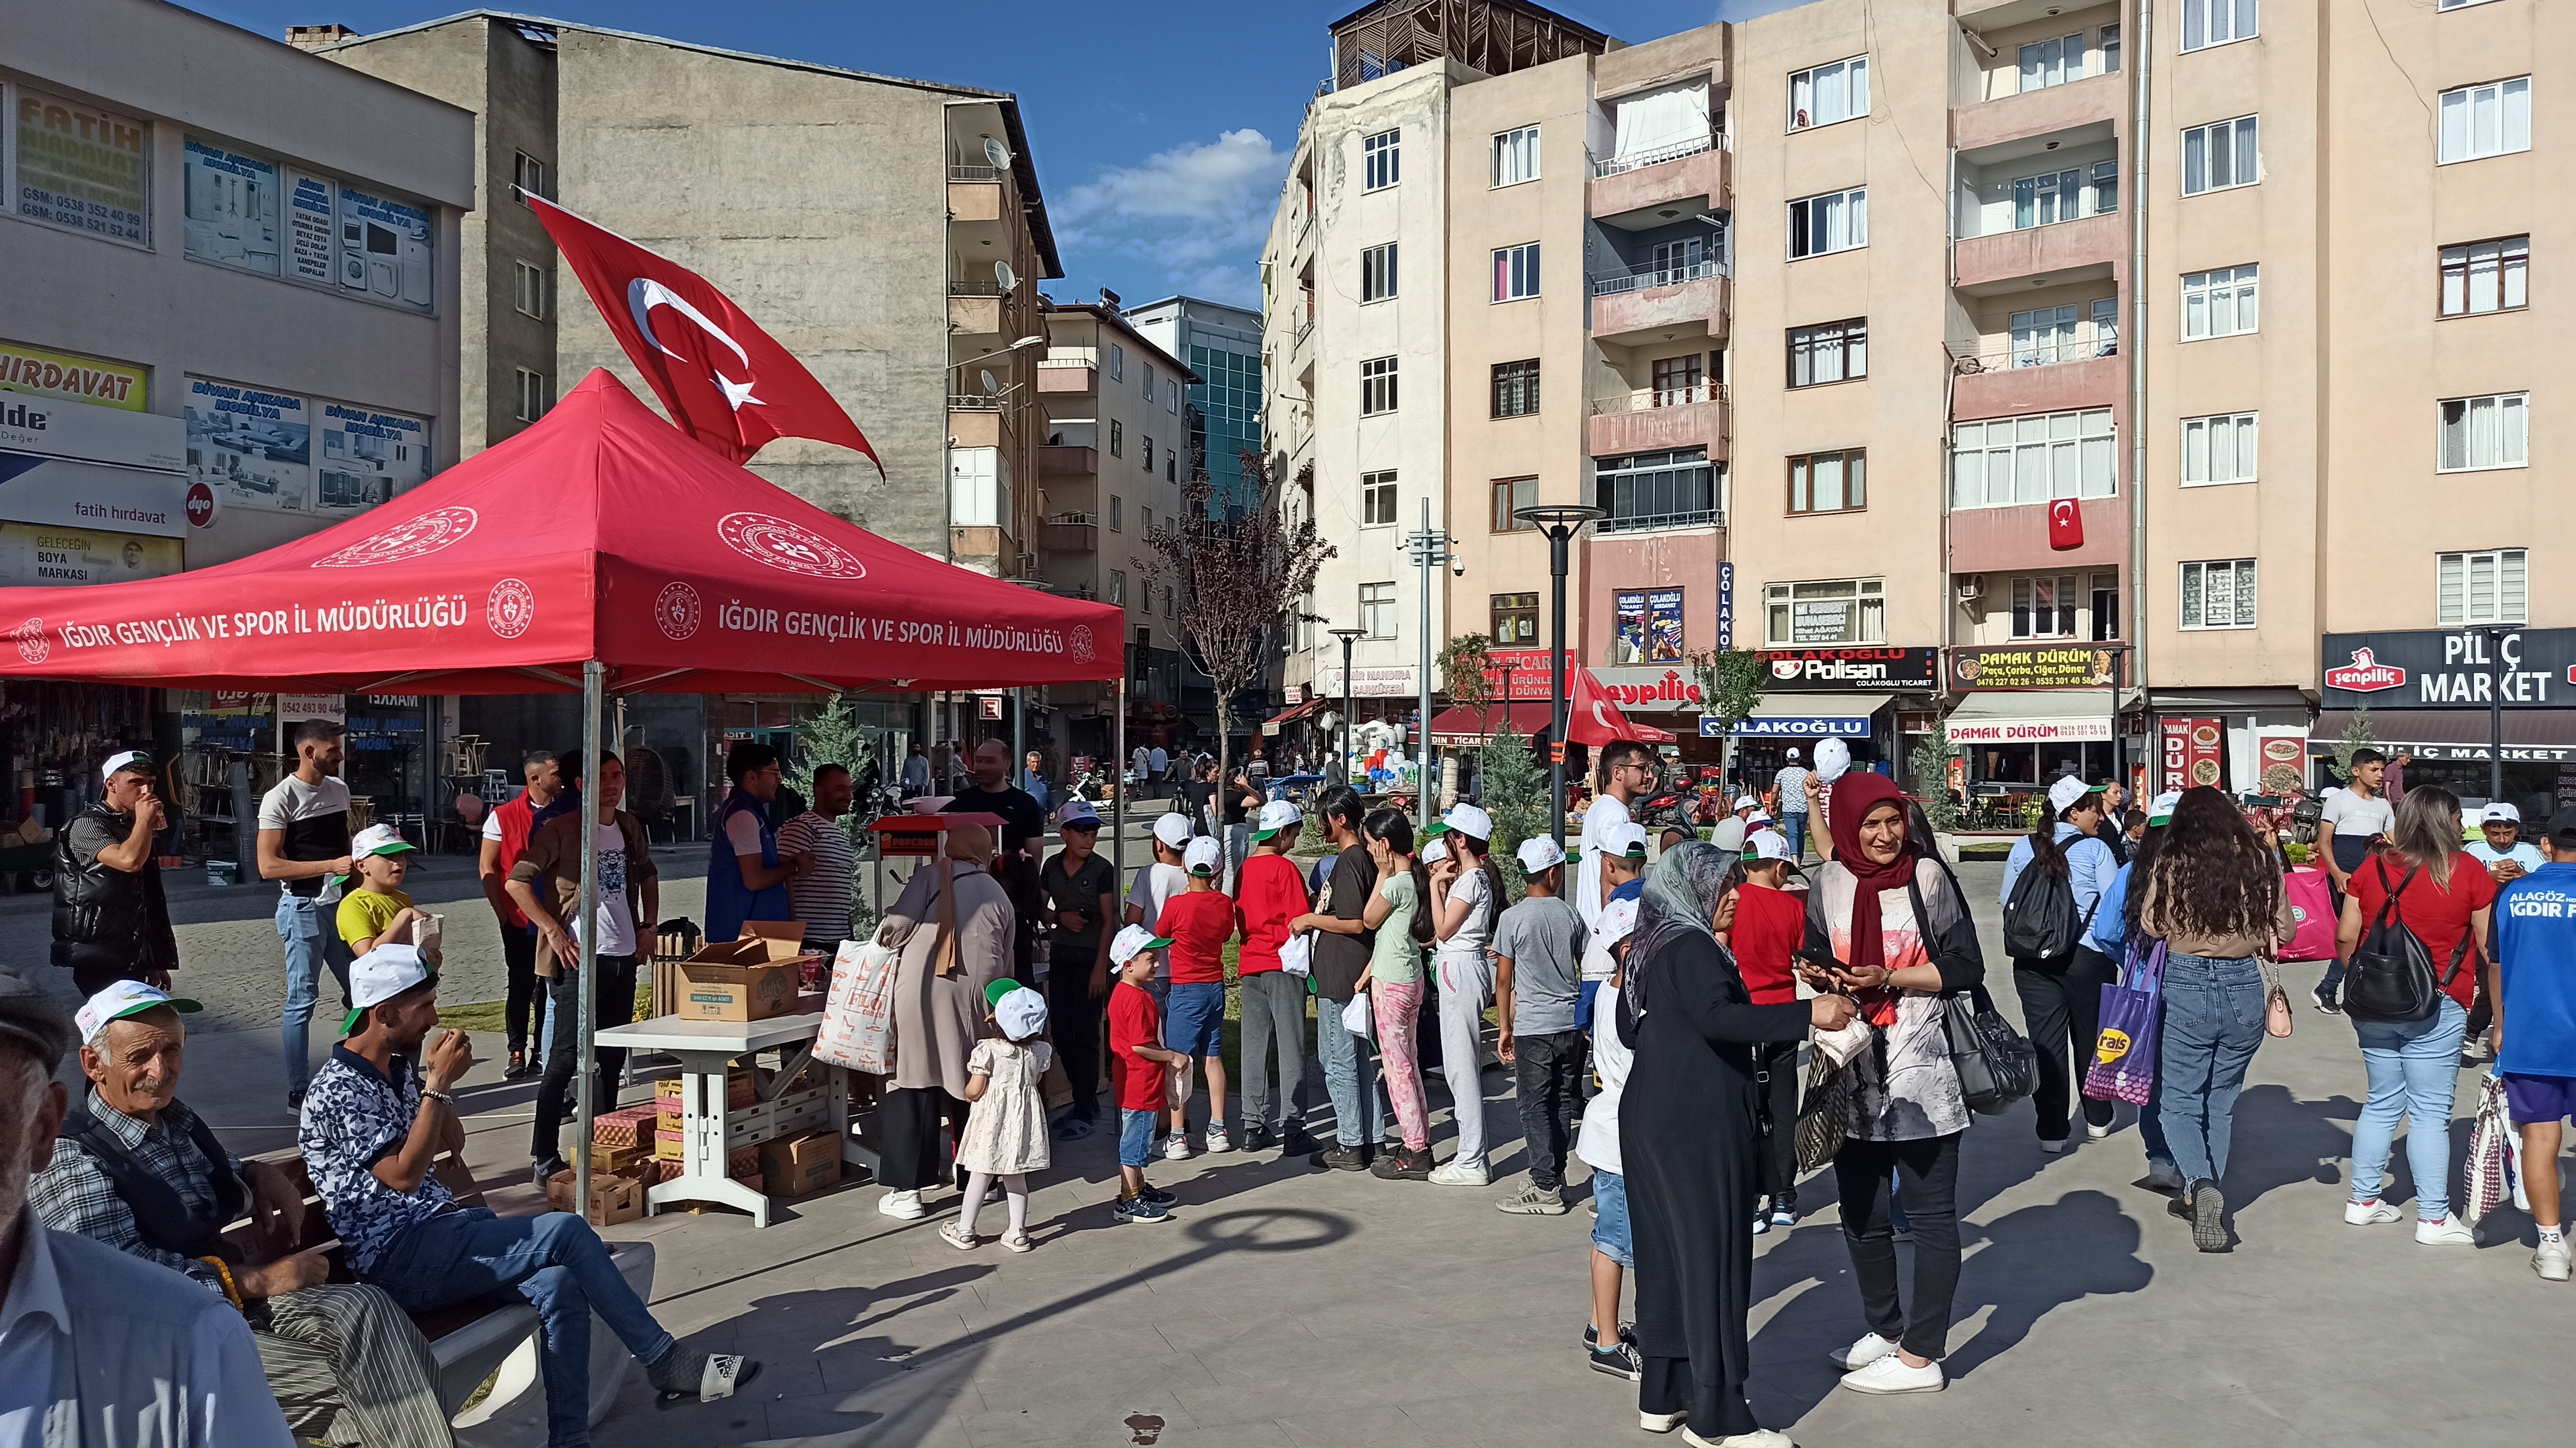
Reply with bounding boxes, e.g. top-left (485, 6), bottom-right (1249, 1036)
top-left (1054, 129), bottom-right (1287, 305)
